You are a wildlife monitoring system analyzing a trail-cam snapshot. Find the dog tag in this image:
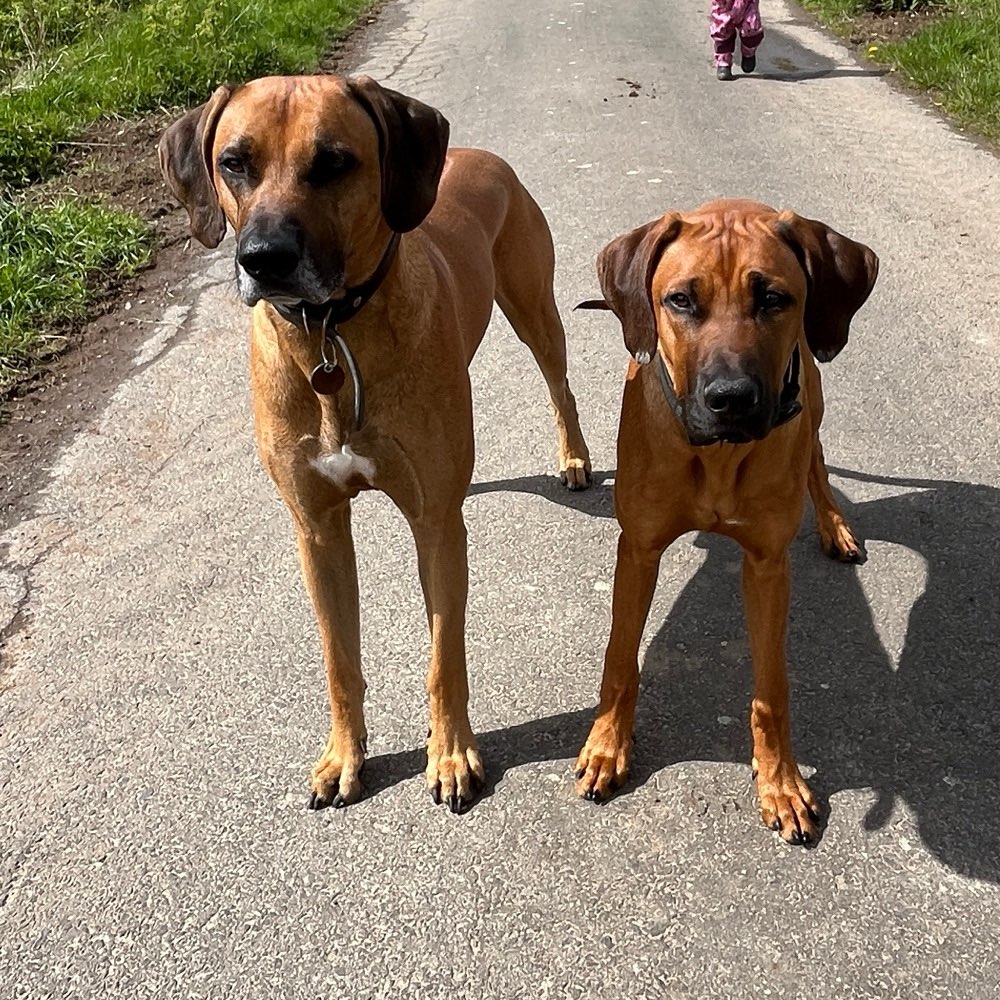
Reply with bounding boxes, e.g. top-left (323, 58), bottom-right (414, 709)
top-left (310, 362), bottom-right (345, 395)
